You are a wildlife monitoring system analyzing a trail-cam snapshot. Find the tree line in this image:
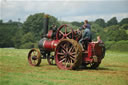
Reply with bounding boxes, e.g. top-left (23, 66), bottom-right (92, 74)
top-left (0, 13), bottom-right (128, 51)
